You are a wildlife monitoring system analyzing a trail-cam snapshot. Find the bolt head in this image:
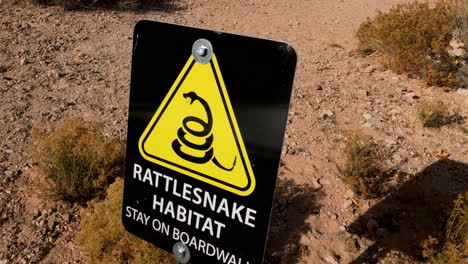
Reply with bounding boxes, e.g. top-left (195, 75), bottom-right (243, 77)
top-left (196, 45), bottom-right (208, 57)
